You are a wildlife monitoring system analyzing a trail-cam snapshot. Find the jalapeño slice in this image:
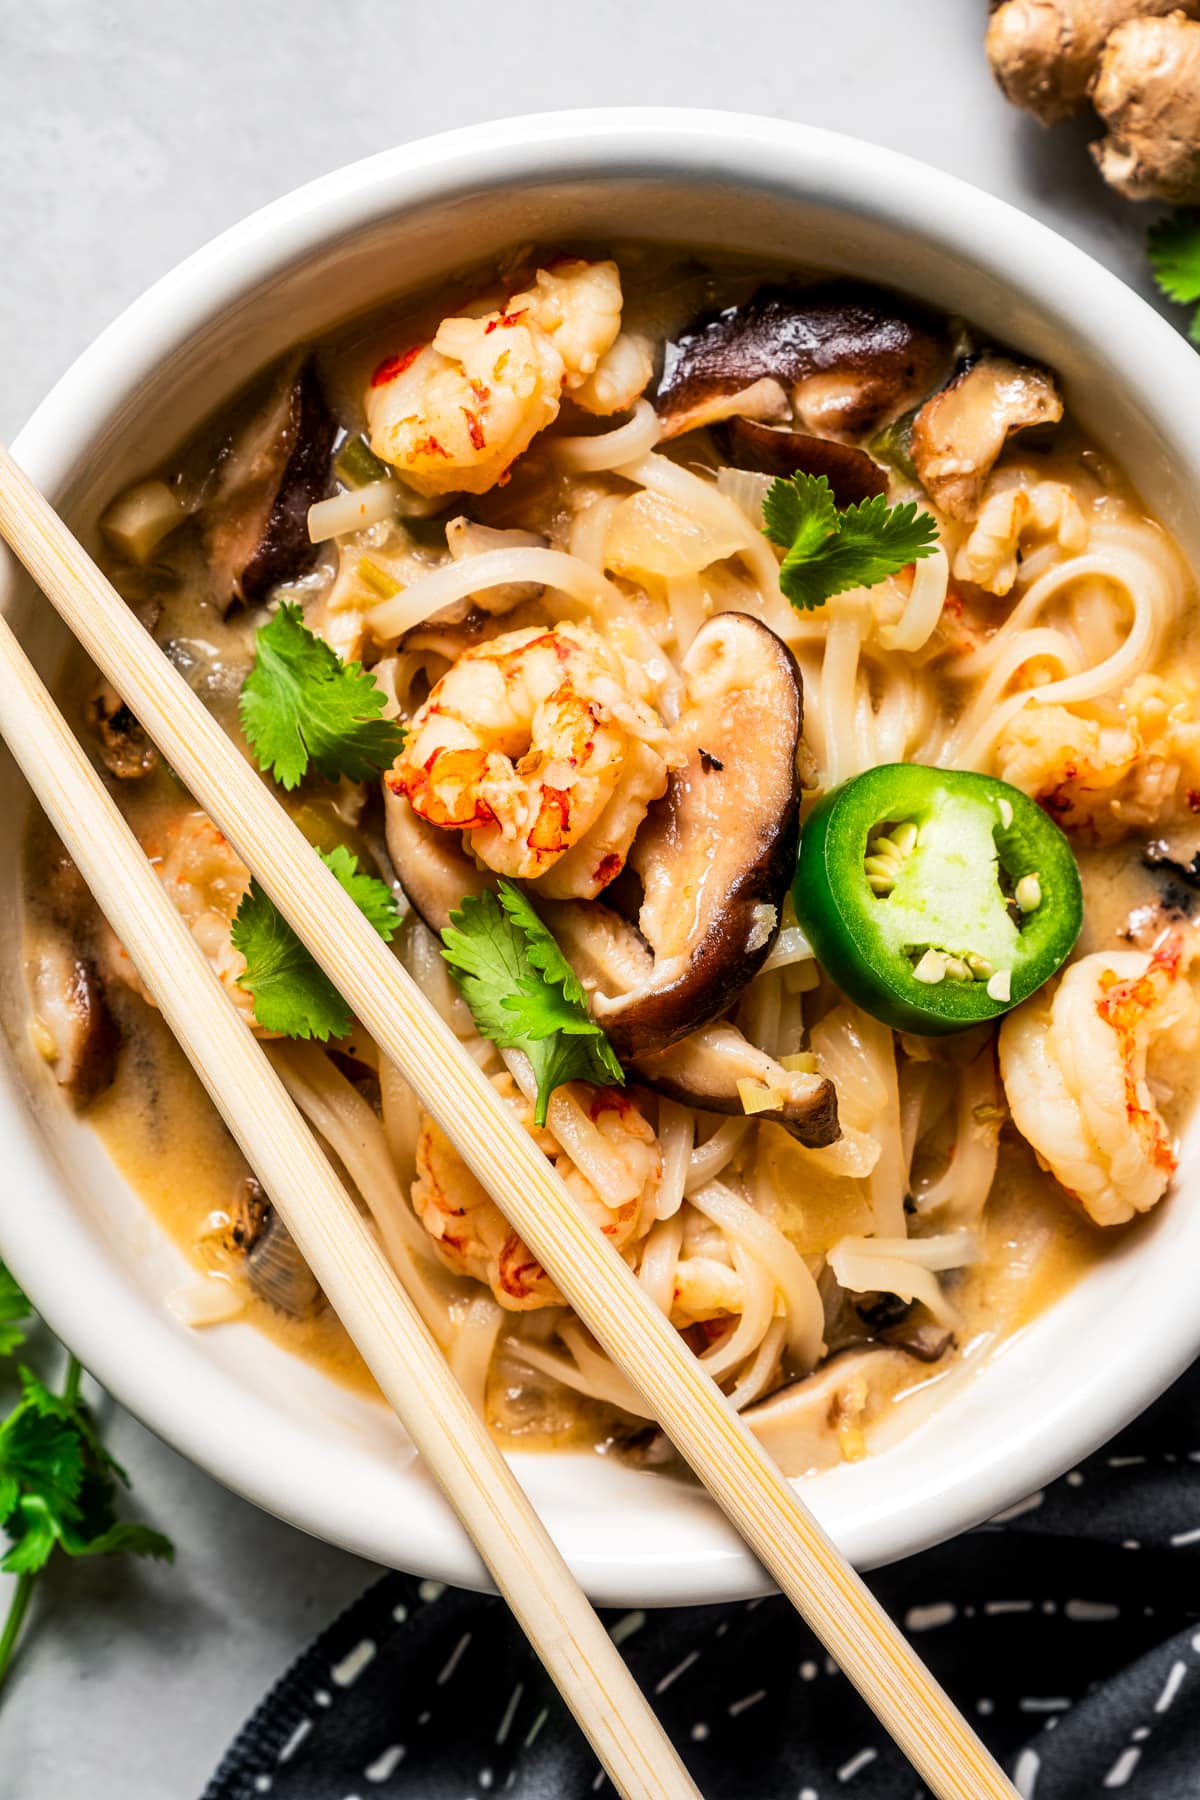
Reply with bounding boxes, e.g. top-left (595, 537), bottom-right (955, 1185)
top-left (794, 763), bottom-right (1083, 1035)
